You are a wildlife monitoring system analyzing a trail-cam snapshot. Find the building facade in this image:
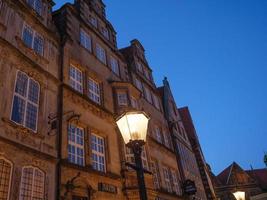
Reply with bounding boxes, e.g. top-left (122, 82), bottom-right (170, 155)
top-left (0, 0), bottom-right (214, 199)
top-left (0, 0), bottom-right (59, 199)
